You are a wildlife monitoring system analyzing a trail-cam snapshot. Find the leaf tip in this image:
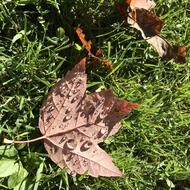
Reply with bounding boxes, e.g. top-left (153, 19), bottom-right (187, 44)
top-left (130, 102), bottom-right (140, 108)
top-left (73, 57), bottom-right (86, 73)
top-left (115, 100), bottom-right (140, 116)
top-left (79, 57), bottom-right (86, 65)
